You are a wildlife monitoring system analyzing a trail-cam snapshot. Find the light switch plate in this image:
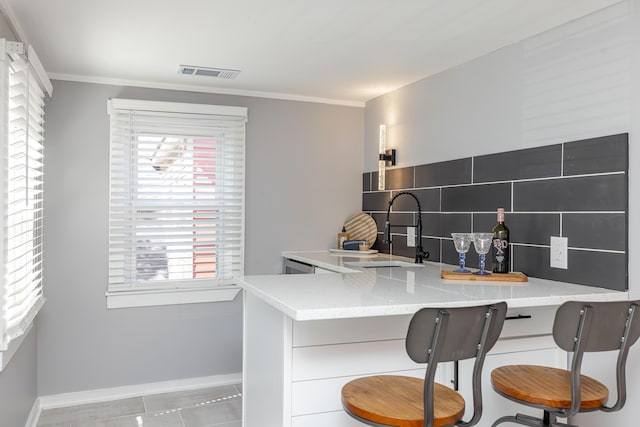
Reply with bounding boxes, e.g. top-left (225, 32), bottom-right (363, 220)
top-left (550, 236), bottom-right (568, 269)
top-left (406, 271), bottom-right (415, 294)
top-left (407, 227), bottom-right (416, 247)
